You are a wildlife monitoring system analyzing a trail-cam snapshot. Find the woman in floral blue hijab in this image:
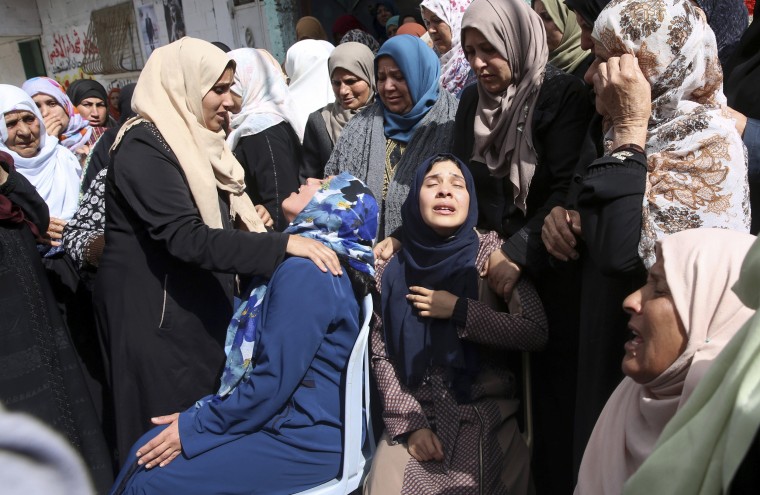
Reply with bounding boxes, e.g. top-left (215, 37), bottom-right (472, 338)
top-left (111, 173), bottom-right (378, 495)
